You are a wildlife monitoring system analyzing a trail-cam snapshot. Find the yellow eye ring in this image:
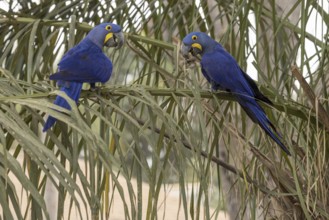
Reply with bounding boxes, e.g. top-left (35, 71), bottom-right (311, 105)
top-left (105, 25), bottom-right (112, 31)
top-left (192, 35), bottom-right (198, 40)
